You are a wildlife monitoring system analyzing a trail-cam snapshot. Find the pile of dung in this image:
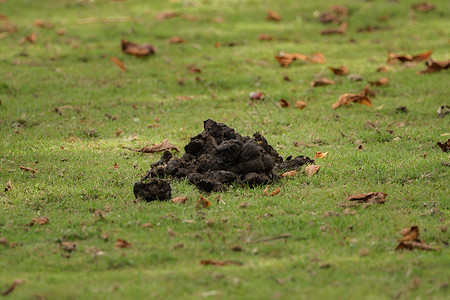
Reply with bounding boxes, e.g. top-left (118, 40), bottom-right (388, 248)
top-left (134, 119), bottom-right (314, 201)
